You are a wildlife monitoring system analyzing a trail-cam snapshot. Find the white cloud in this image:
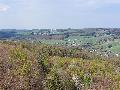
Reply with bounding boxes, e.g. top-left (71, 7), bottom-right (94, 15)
top-left (62, 0), bottom-right (120, 11)
top-left (76, 0), bottom-right (120, 6)
top-left (0, 4), bottom-right (10, 12)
